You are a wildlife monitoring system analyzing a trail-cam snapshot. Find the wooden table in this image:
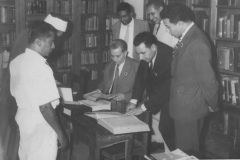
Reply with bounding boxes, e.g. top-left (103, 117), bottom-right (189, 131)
top-left (59, 104), bottom-right (134, 160)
